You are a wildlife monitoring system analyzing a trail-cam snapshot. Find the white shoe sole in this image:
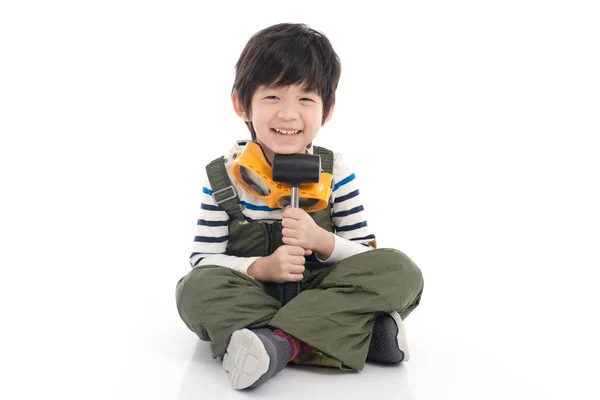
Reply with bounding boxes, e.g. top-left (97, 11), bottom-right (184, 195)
top-left (389, 311), bottom-right (410, 361)
top-left (222, 329), bottom-right (270, 389)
